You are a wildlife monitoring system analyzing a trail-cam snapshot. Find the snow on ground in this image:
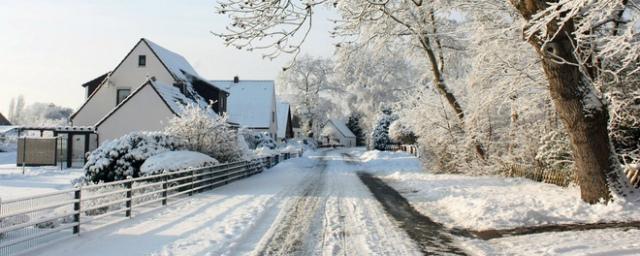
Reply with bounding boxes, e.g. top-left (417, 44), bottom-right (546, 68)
top-left (348, 149), bottom-right (640, 255)
top-left (33, 149), bottom-right (421, 256)
top-left (460, 228), bottom-right (640, 255)
top-left (379, 167), bottom-right (640, 231)
top-left (140, 150), bottom-right (219, 175)
top-left (0, 151), bottom-right (84, 200)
